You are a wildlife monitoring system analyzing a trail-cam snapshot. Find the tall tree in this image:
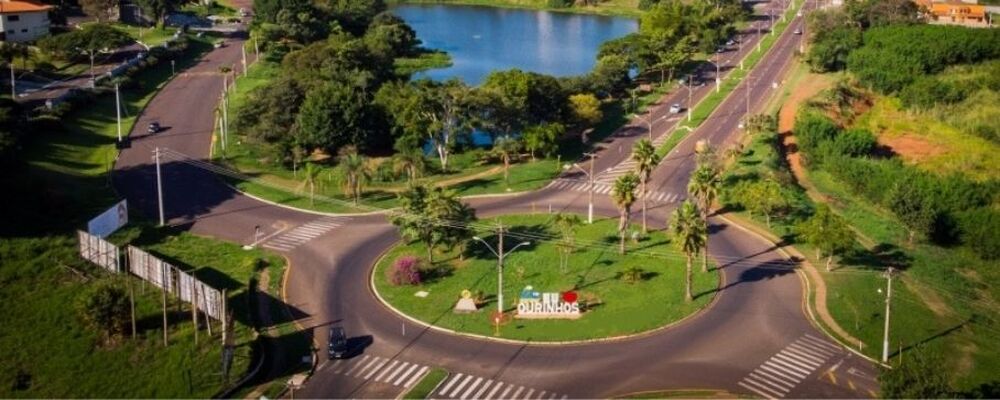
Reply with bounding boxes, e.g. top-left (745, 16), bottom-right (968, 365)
top-left (80, 0), bottom-right (117, 21)
top-left (632, 139), bottom-right (661, 233)
top-left (670, 201), bottom-right (706, 302)
top-left (522, 122), bottom-right (563, 161)
top-left (687, 166), bottom-right (719, 272)
top-left (796, 204), bottom-right (856, 271)
top-left (391, 185), bottom-right (476, 263)
top-left (568, 93), bottom-right (603, 129)
top-left (611, 172), bottom-right (640, 255)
